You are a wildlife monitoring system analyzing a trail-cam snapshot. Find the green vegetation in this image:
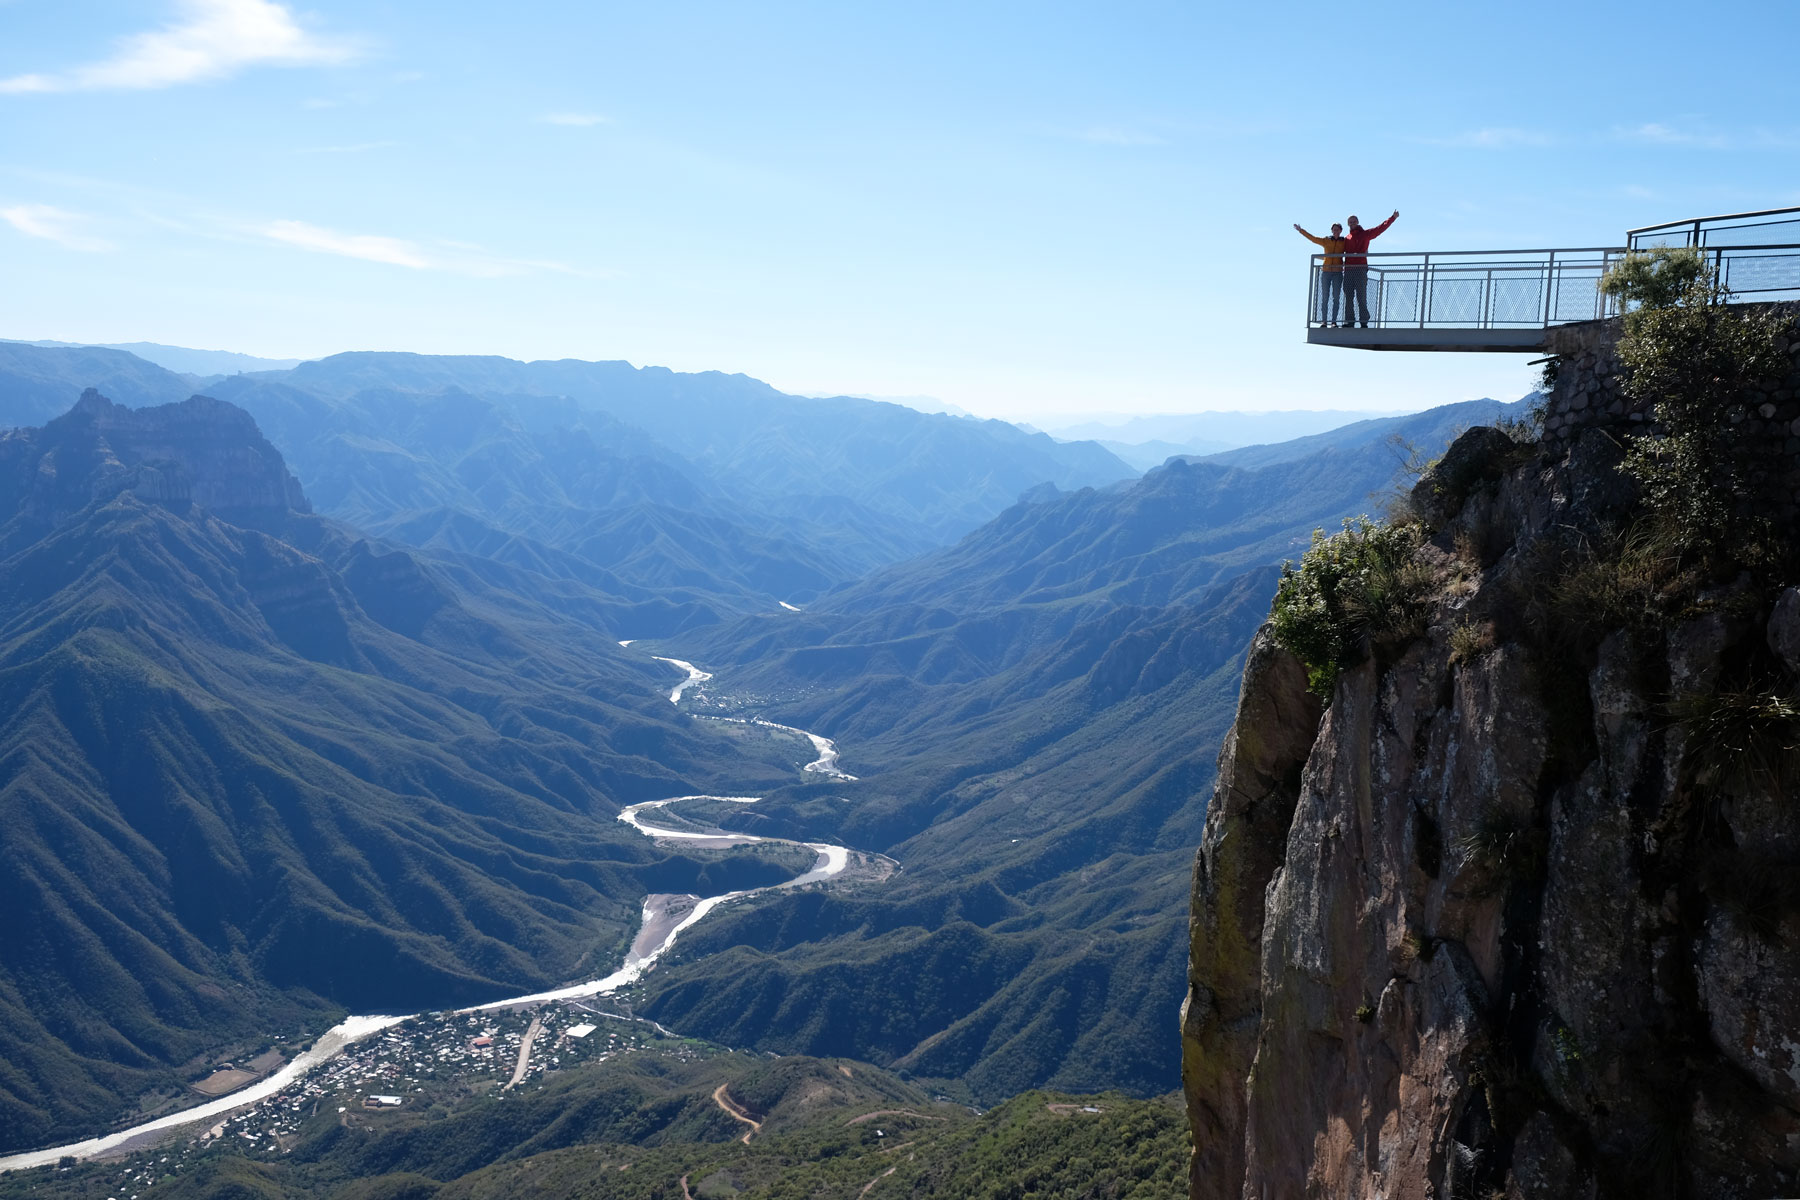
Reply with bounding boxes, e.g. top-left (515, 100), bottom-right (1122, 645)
top-left (0, 365), bottom-right (1528, 1150)
top-left (1453, 807), bottom-right (1545, 889)
top-left (0, 1051), bottom-right (1187, 1200)
top-left (1540, 526), bottom-right (1703, 639)
top-left (1668, 684), bottom-right (1800, 799)
top-left (1269, 517), bottom-right (1430, 697)
top-left (1600, 247), bottom-right (1797, 561)
top-left (1447, 621), bottom-right (1495, 666)
top-left (0, 403), bottom-right (842, 1153)
top-left (1599, 245), bottom-right (1712, 310)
